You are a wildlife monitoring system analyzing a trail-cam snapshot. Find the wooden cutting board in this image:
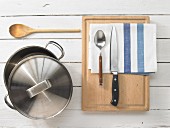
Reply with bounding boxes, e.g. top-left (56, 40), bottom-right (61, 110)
top-left (82, 16), bottom-right (150, 111)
